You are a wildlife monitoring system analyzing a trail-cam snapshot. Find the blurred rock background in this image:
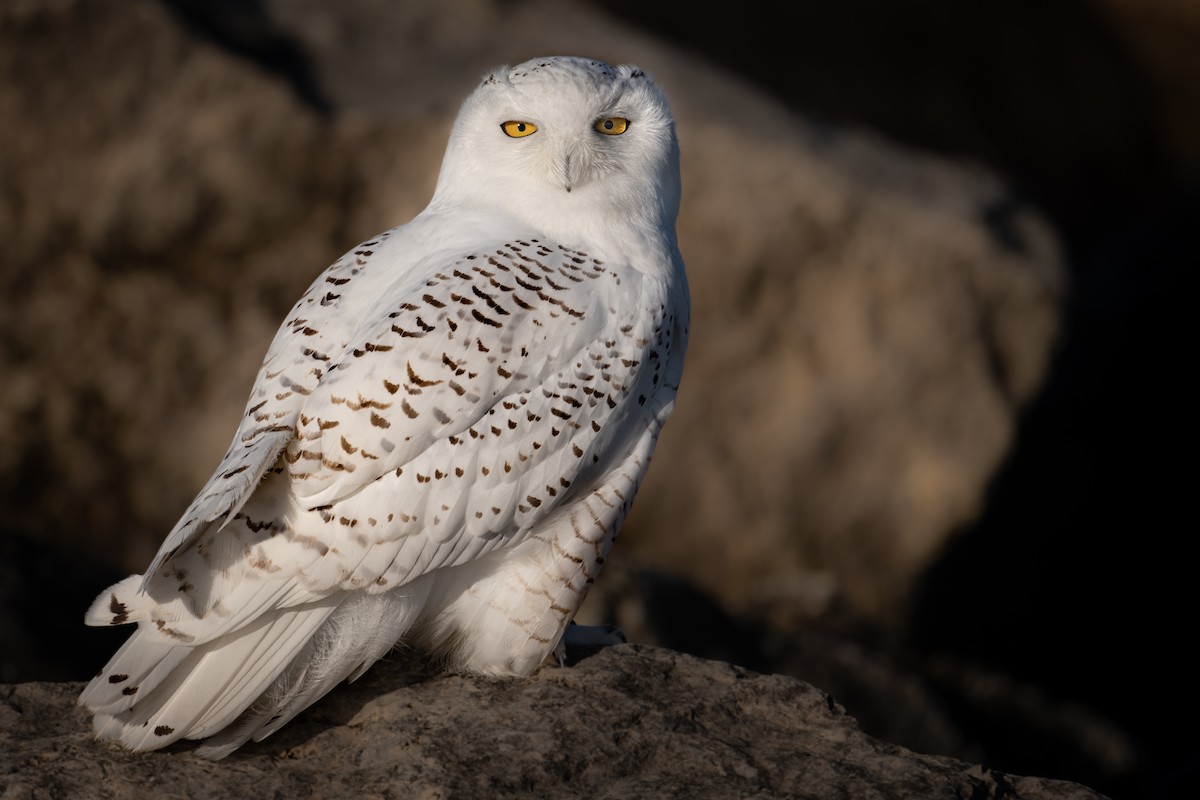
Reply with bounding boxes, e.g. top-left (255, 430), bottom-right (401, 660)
top-left (0, 1), bottom-right (1192, 798)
